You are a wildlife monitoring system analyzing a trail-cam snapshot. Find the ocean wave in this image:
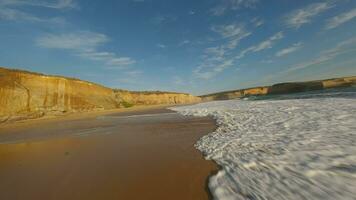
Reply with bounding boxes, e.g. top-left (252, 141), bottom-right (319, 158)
top-left (171, 97), bottom-right (356, 200)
